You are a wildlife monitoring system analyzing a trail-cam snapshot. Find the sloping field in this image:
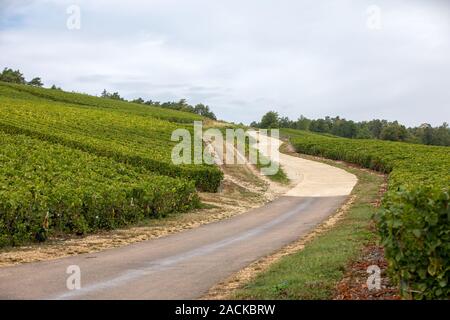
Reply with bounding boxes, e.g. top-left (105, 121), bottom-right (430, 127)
top-left (283, 128), bottom-right (449, 299)
top-left (0, 82), bottom-right (203, 123)
top-left (0, 83), bottom-right (222, 191)
top-left (0, 82), bottom-right (223, 246)
top-left (0, 132), bottom-right (197, 246)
